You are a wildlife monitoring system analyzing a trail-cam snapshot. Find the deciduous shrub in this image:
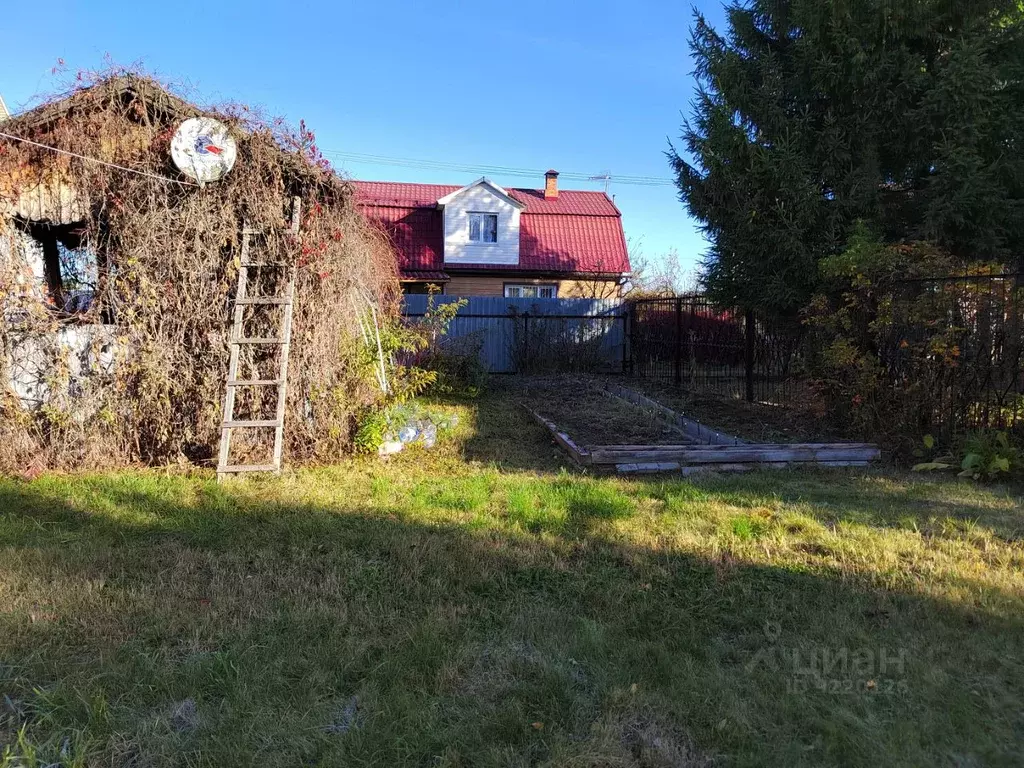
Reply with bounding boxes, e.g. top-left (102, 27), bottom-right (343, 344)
top-left (804, 224), bottom-right (1023, 452)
